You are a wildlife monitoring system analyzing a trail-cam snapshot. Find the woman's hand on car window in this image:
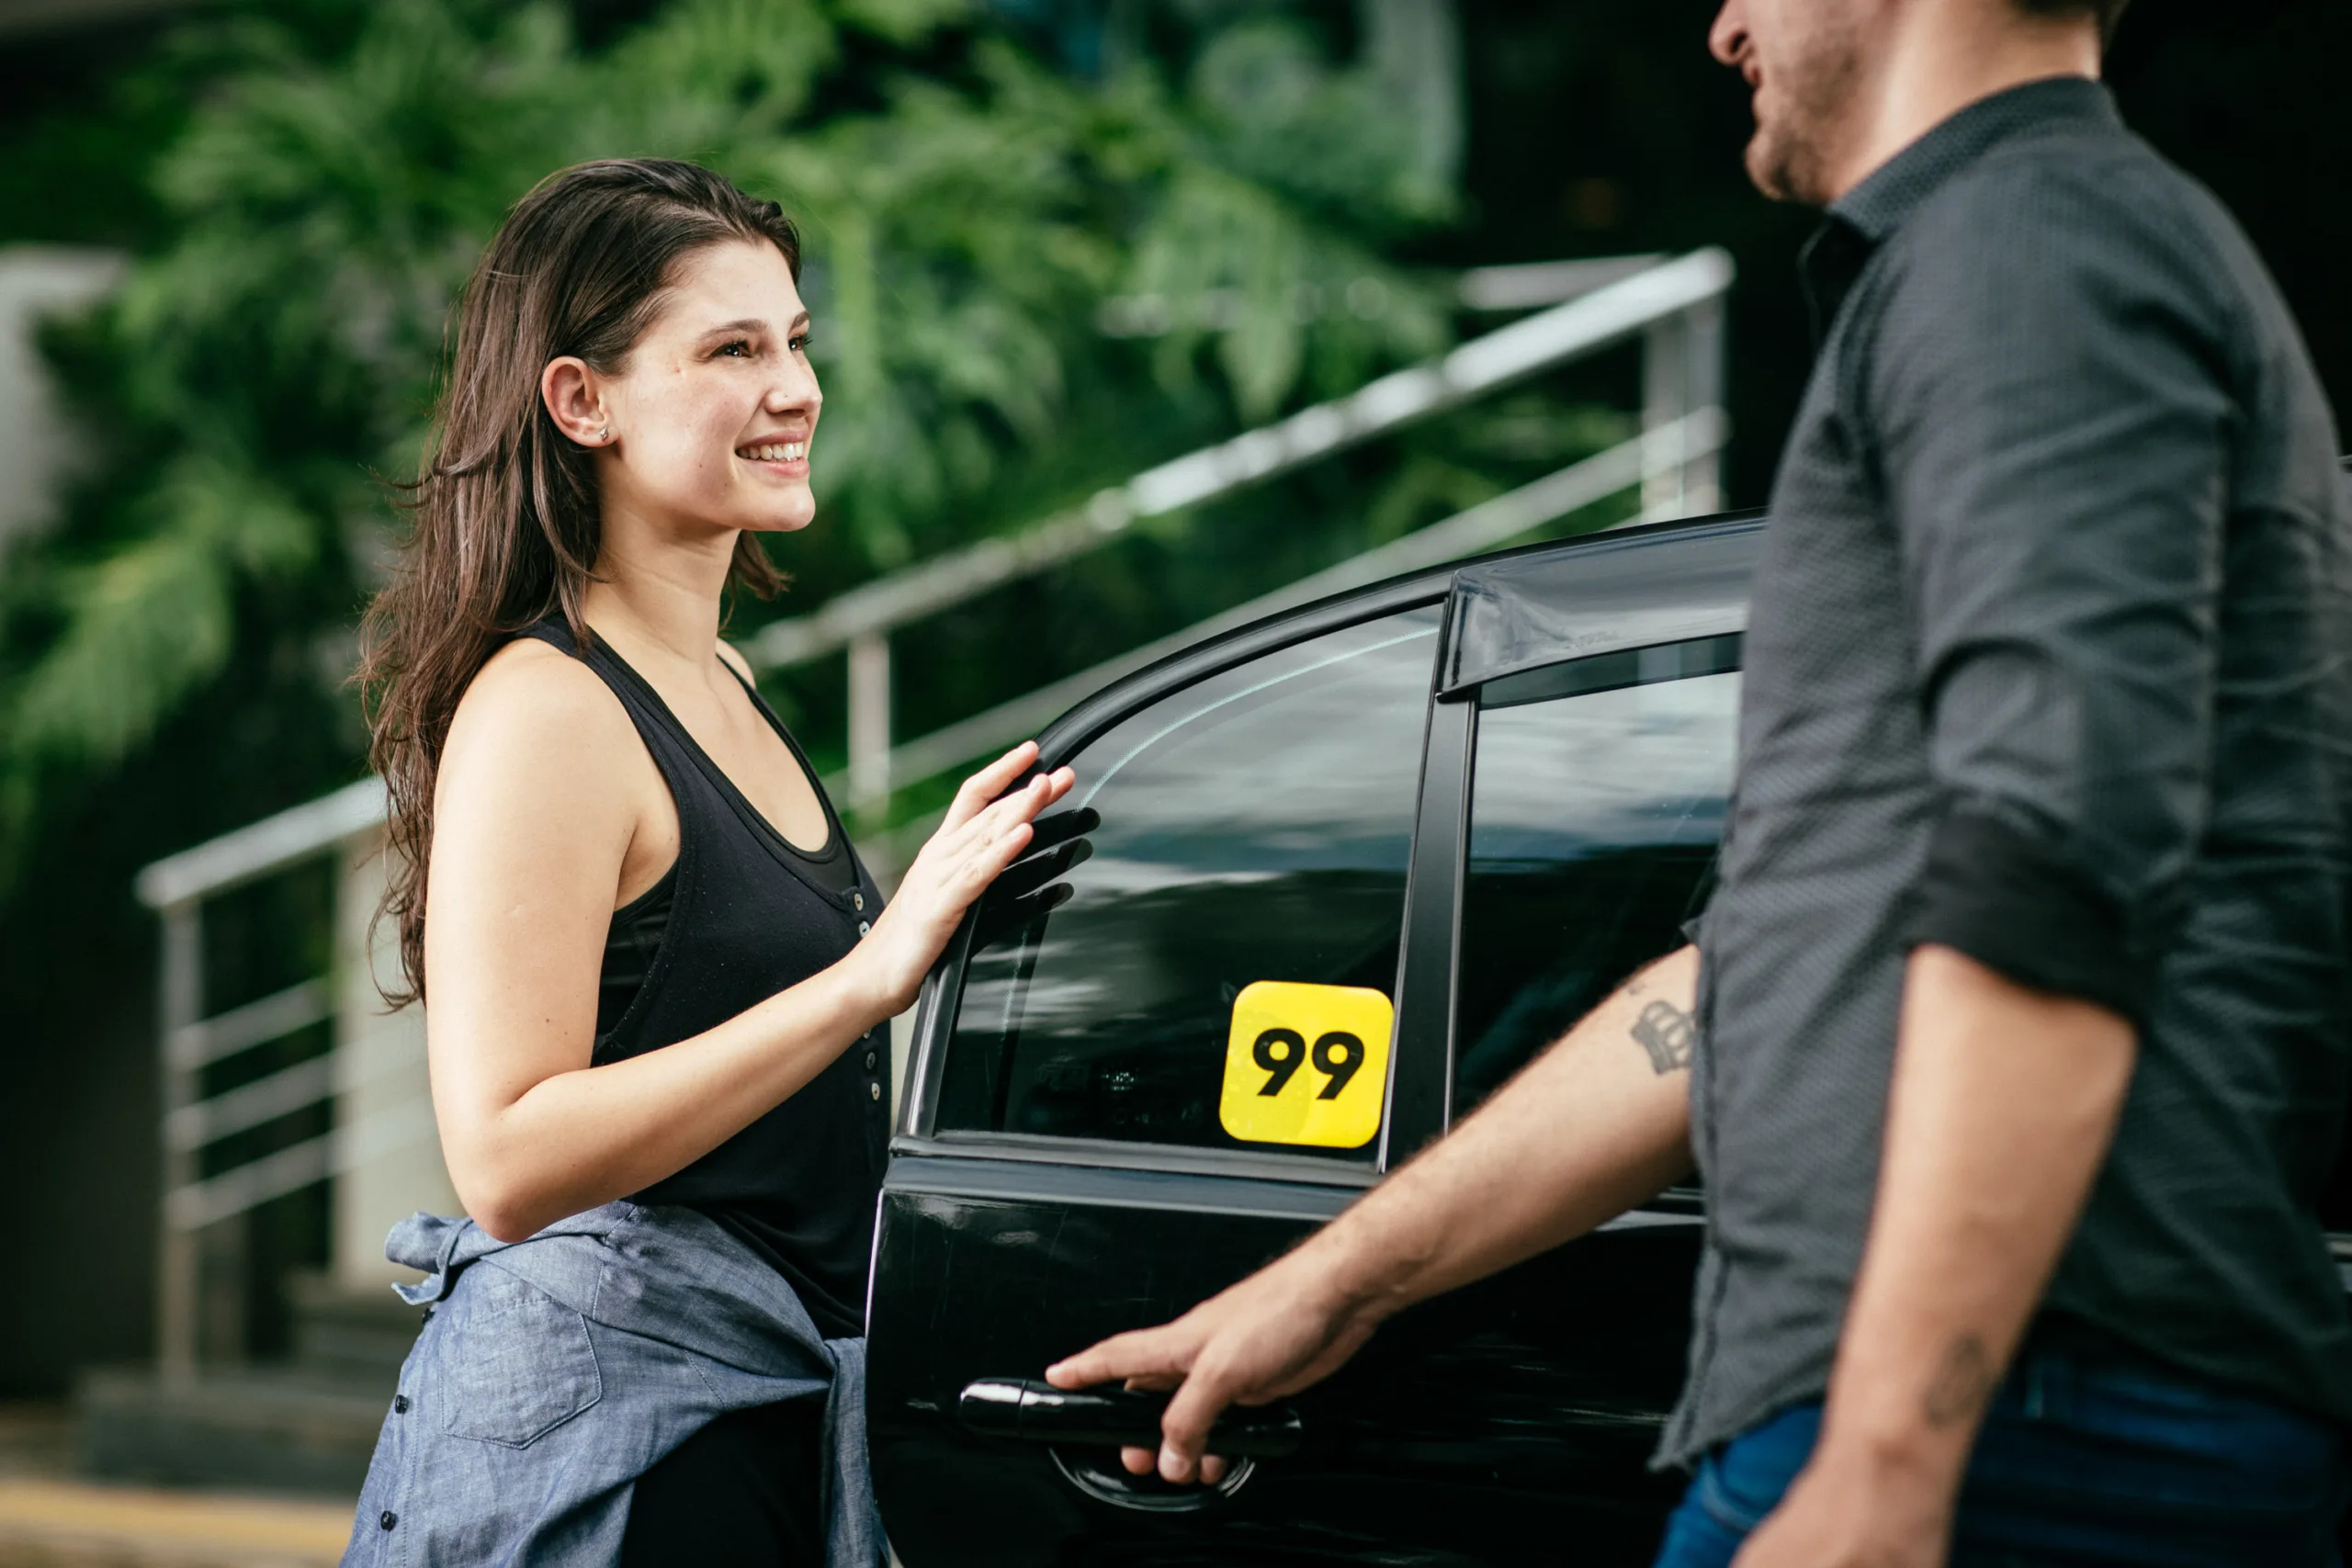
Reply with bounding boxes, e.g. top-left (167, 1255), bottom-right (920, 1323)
top-left (849, 741), bottom-right (1074, 1018)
